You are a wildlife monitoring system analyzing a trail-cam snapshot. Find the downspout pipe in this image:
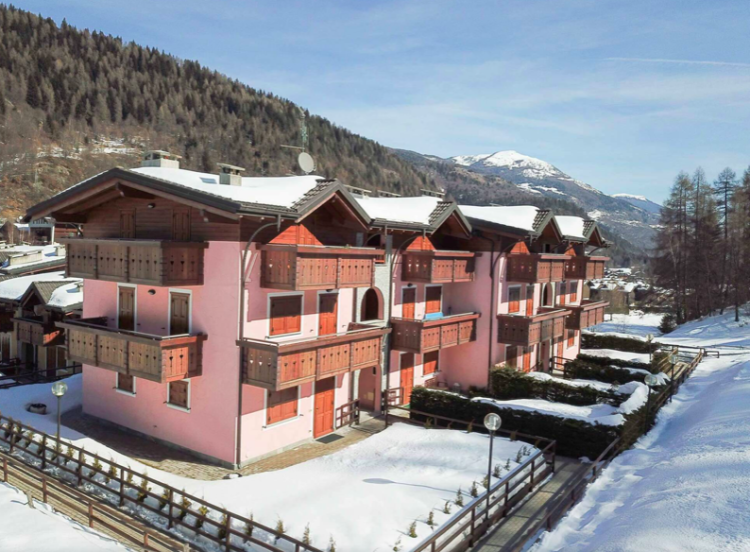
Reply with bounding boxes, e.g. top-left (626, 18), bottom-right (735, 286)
top-left (235, 214), bottom-right (282, 468)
